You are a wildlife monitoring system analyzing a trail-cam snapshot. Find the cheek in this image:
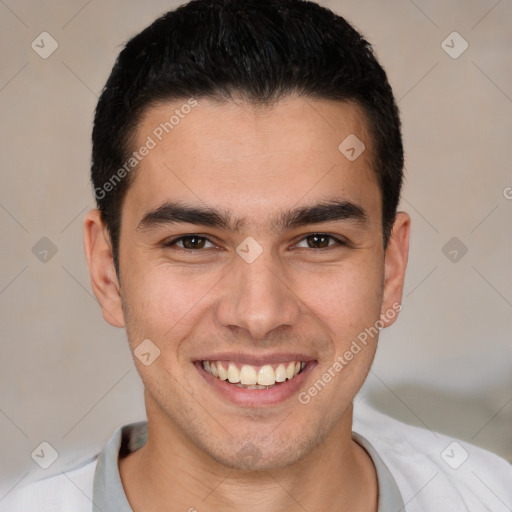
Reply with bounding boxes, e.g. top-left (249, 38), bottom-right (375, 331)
top-left (295, 258), bottom-right (384, 341)
top-left (121, 260), bottom-right (224, 342)
top-left (294, 263), bottom-right (383, 419)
